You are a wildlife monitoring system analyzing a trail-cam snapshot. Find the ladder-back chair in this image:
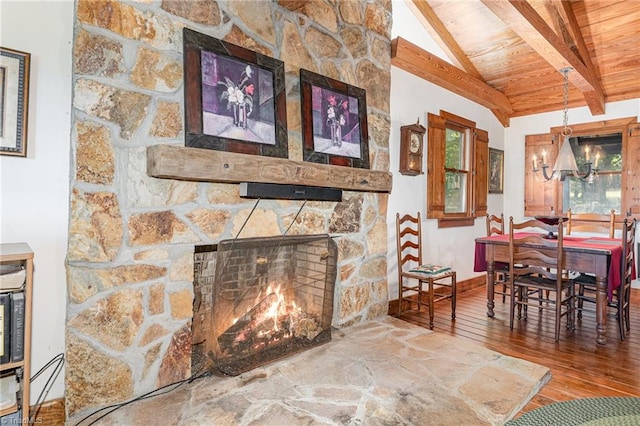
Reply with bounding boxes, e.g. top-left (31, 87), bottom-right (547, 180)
top-left (567, 209), bottom-right (616, 238)
top-left (566, 209), bottom-right (617, 320)
top-left (486, 214), bottom-right (509, 303)
top-left (396, 212), bottom-right (456, 329)
top-left (508, 217), bottom-right (575, 342)
top-left (576, 218), bottom-right (636, 340)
